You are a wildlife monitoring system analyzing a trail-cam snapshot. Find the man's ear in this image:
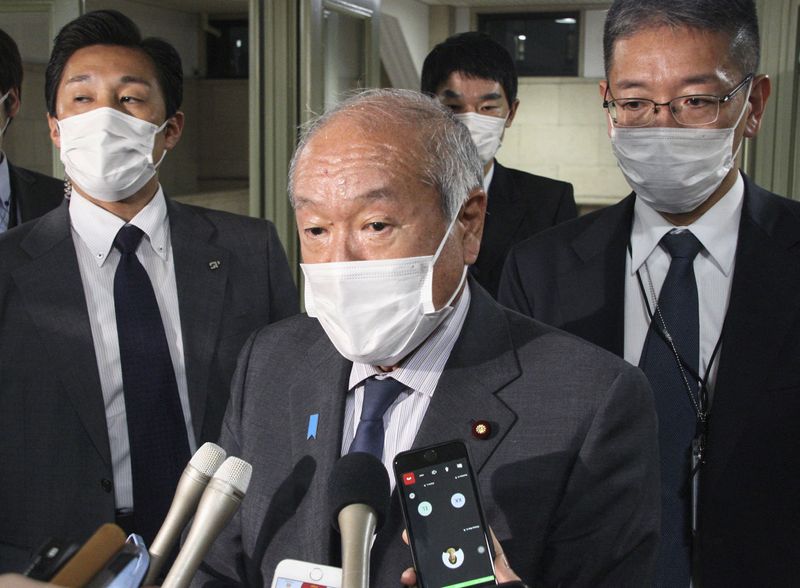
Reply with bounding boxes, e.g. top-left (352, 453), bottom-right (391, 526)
top-left (599, 80), bottom-right (613, 136)
top-left (743, 74), bottom-right (771, 139)
top-left (506, 99), bottom-right (520, 127)
top-left (163, 110), bottom-right (184, 150)
top-left (47, 113), bottom-right (61, 149)
top-left (460, 186), bottom-right (487, 266)
top-left (4, 87), bottom-right (20, 119)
